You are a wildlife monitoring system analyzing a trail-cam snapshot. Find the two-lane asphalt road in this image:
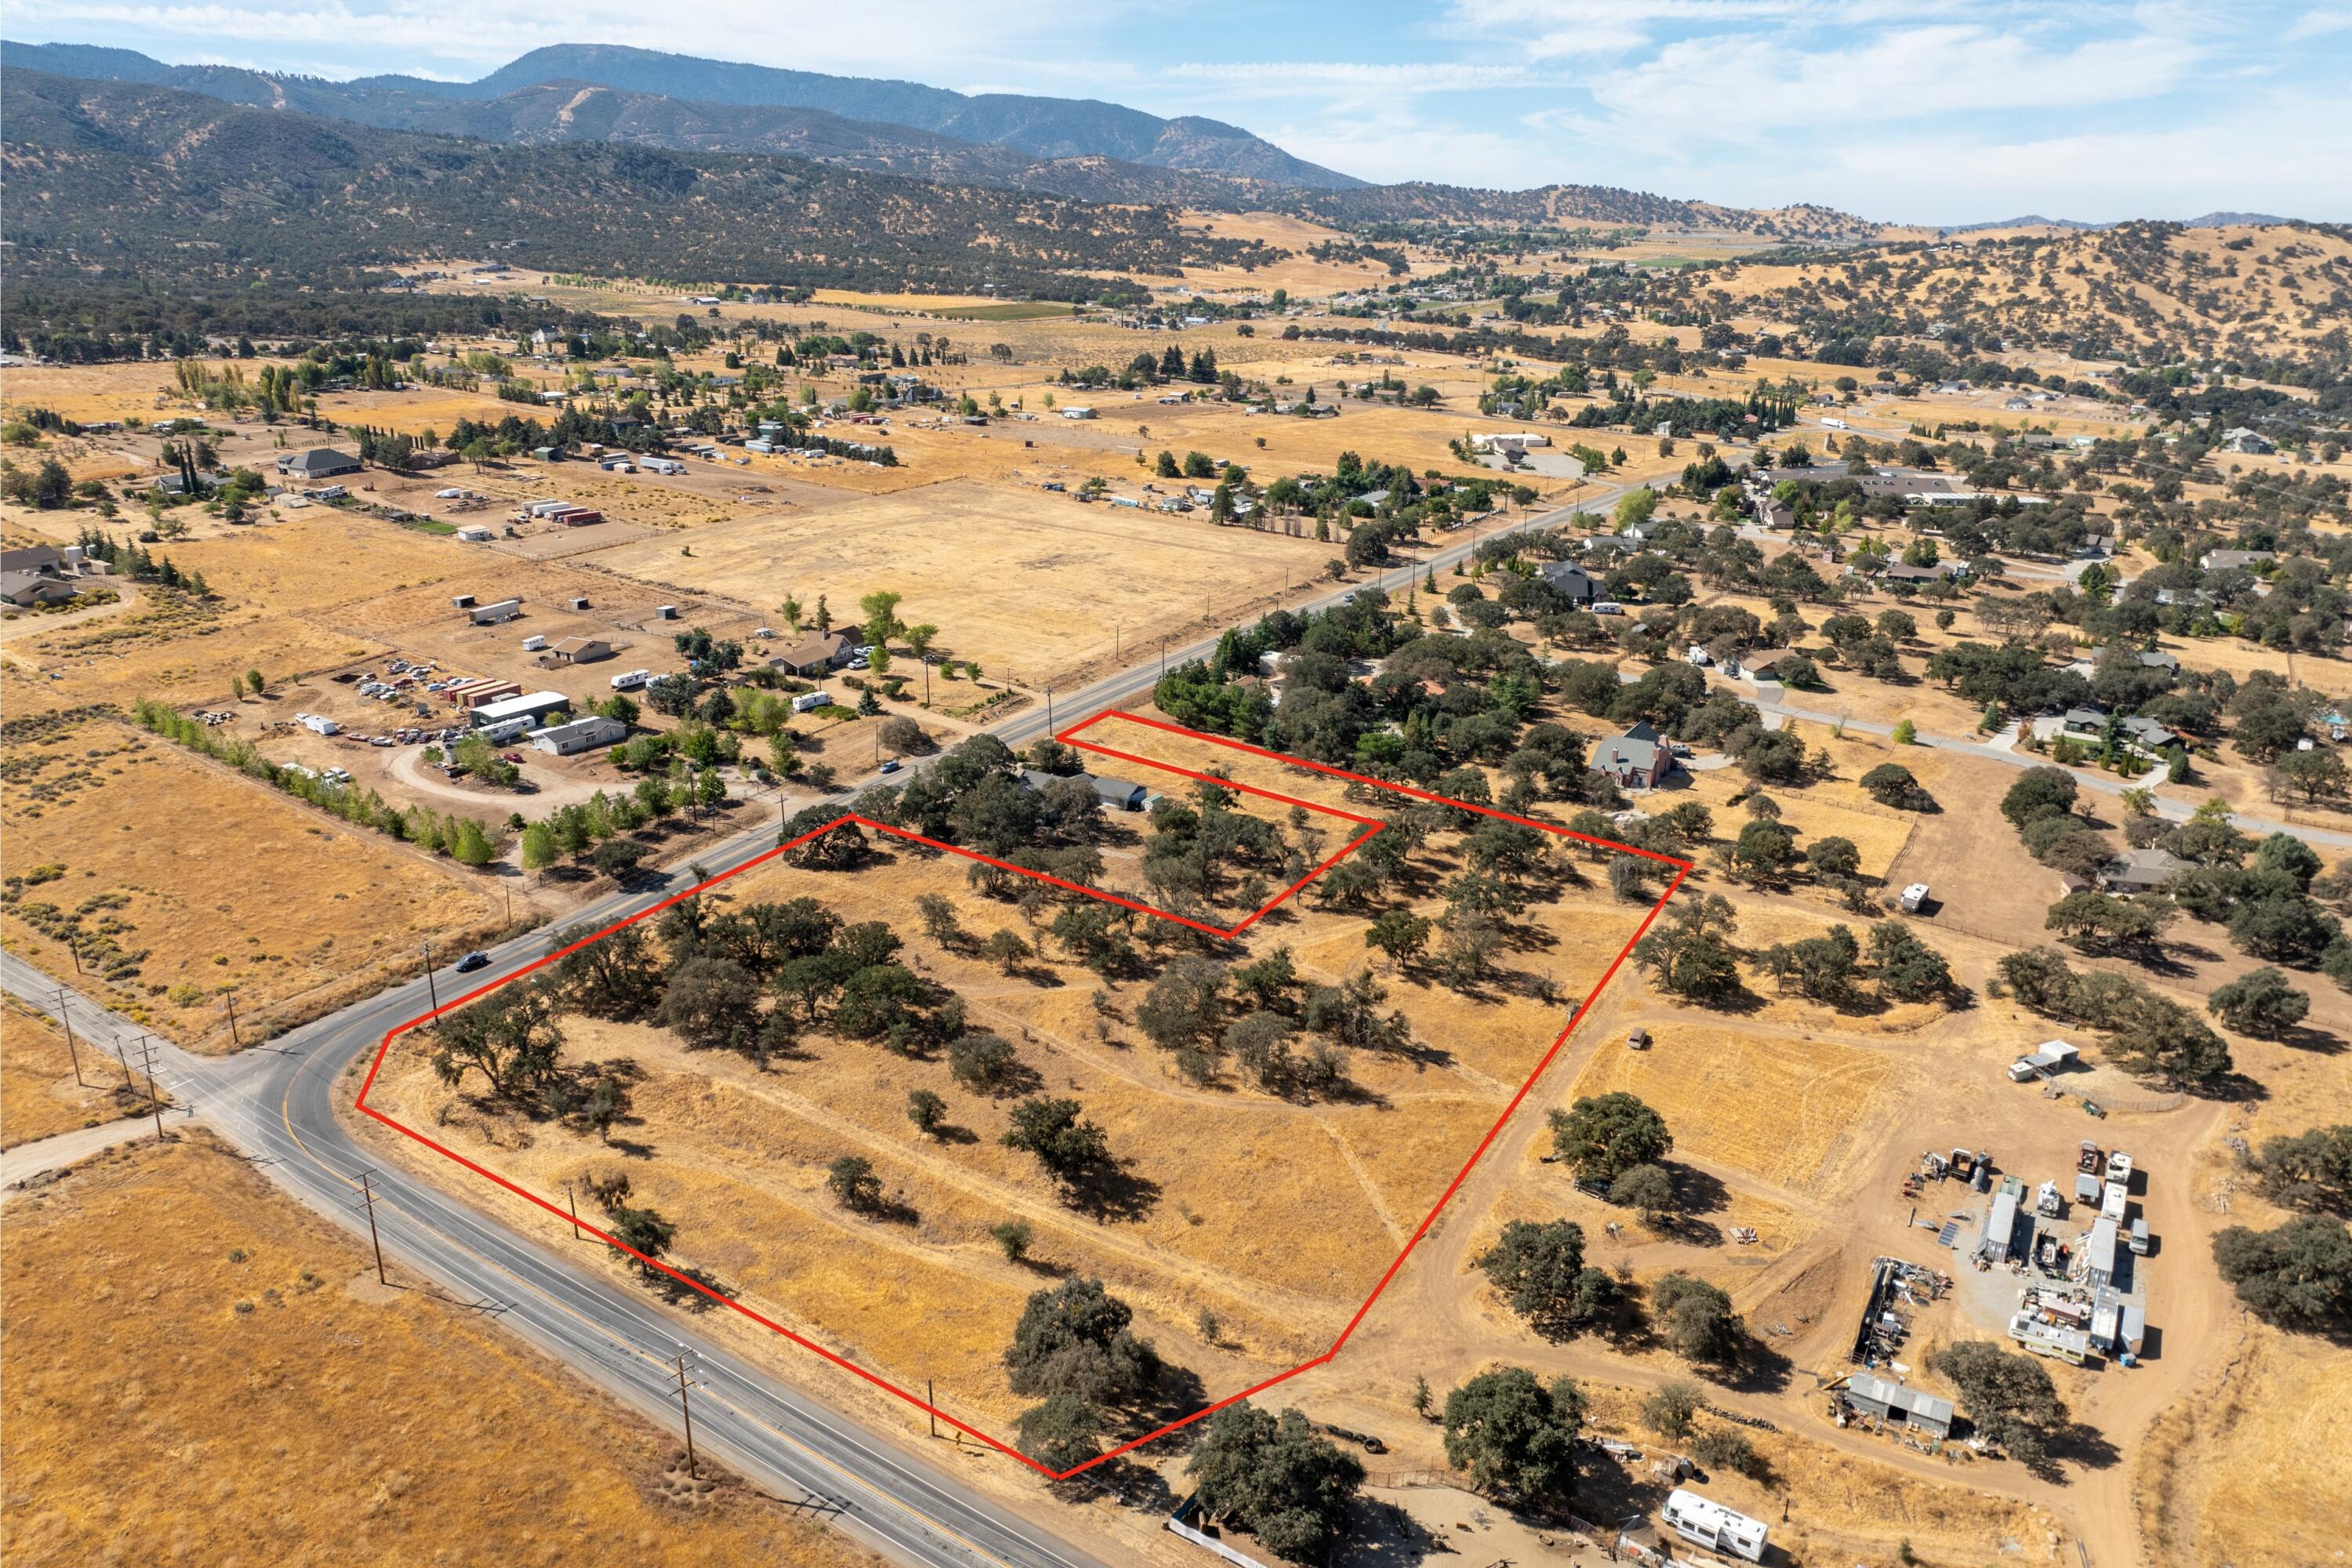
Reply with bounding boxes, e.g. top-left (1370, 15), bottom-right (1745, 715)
top-left (0, 488), bottom-right (1632, 1566)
